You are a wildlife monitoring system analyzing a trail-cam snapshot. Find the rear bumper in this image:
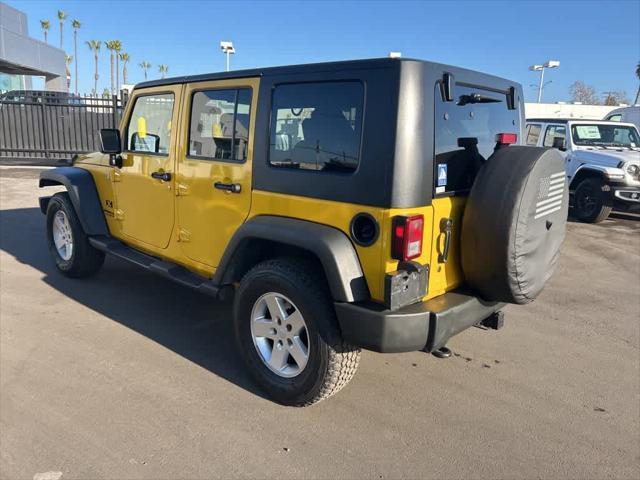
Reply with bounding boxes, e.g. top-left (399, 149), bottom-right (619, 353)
top-left (335, 291), bottom-right (504, 353)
